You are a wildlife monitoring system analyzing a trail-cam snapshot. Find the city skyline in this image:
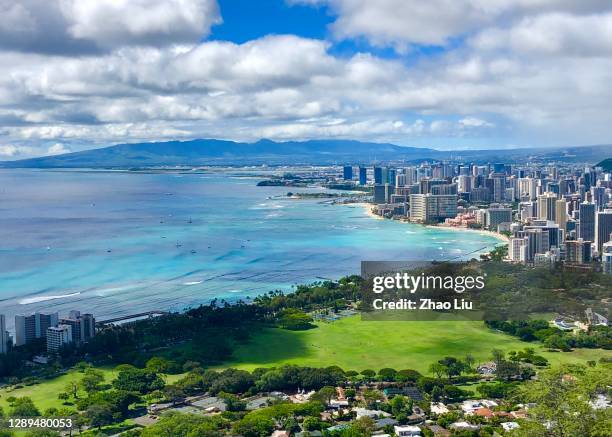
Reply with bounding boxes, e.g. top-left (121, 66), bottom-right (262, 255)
top-left (2, 1), bottom-right (612, 159)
